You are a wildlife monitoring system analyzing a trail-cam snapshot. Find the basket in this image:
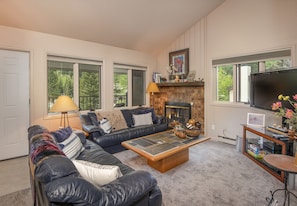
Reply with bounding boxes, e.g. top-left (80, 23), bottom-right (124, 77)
top-left (185, 129), bottom-right (200, 137)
